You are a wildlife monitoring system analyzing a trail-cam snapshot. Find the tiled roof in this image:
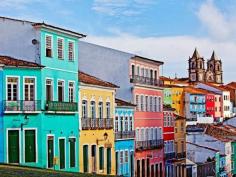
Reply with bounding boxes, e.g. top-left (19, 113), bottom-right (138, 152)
top-left (115, 98), bottom-right (136, 107)
top-left (32, 23), bottom-right (86, 38)
top-left (160, 76), bottom-right (174, 81)
top-left (0, 56), bottom-right (43, 68)
top-left (226, 82), bottom-right (236, 89)
top-left (185, 87), bottom-right (207, 94)
top-left (201, 82), bottom-right (228, 92)
top-left (79, 71), bottom-right (119, 88)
